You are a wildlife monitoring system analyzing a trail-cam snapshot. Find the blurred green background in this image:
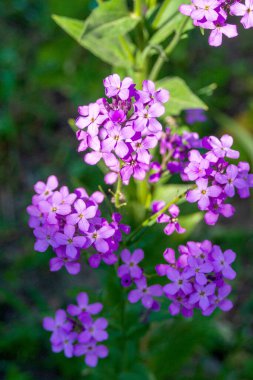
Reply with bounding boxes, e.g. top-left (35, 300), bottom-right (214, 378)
top-left (1, 1), bottom-right (253, 379)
